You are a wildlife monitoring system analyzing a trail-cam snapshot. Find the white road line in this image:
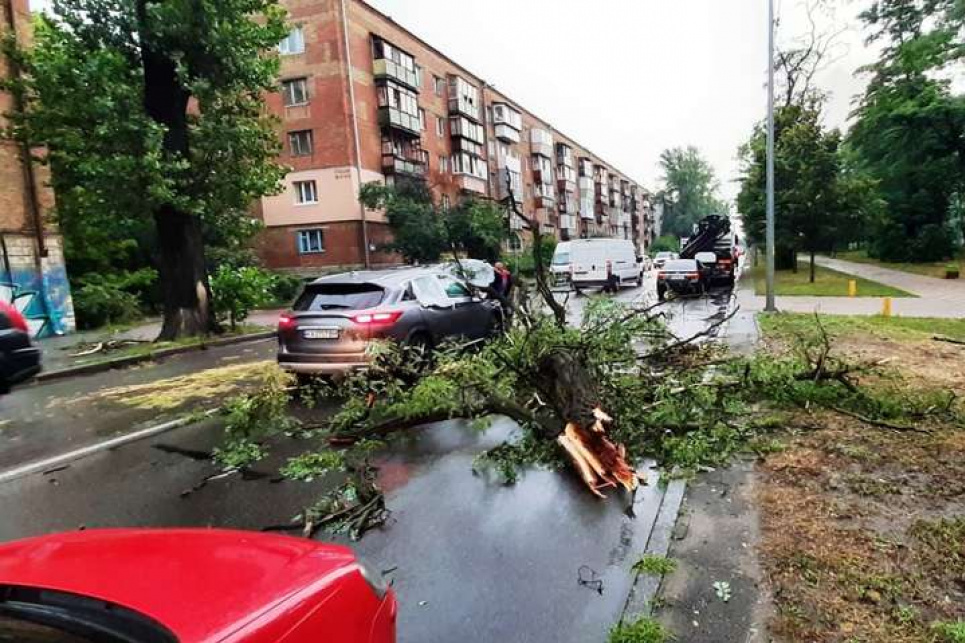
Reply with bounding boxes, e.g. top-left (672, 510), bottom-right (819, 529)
top-left (0, 409), bottom-right (219, 485)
